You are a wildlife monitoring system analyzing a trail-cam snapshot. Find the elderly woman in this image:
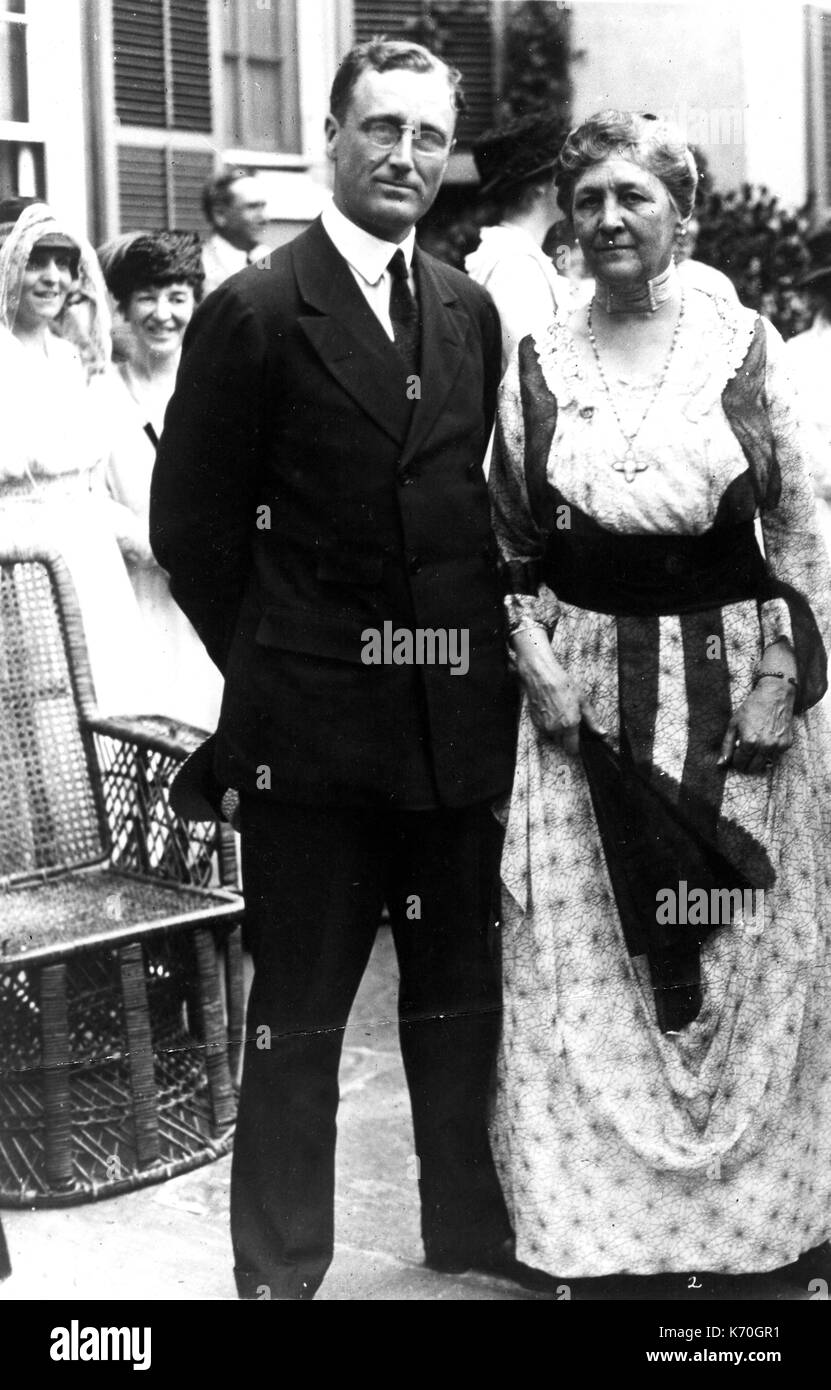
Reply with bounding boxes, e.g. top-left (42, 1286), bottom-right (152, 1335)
top-left (0, 204), bottom-right (147, 715)
top-left (99, 231), bottom-right (222, 729)
top-left (489, 111), bottom-right (831, 1284)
